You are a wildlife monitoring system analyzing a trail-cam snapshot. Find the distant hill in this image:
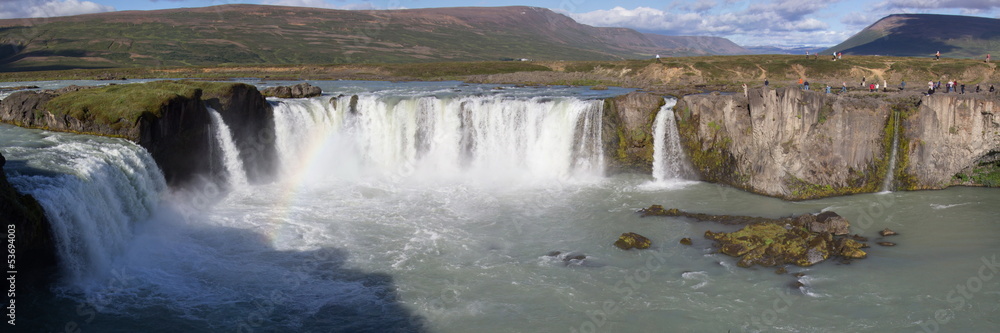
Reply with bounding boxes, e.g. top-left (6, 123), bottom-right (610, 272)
top-left (0, 5), bottom-right (744, 71)
top-left (642, 34), bottom-right (750, 56)
top-left (742, 46), bottom-right (830, 56)
top-left (825, 14), bottom-right (1000, 58)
